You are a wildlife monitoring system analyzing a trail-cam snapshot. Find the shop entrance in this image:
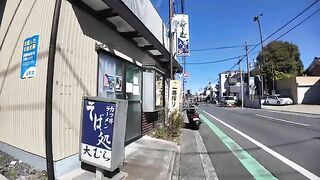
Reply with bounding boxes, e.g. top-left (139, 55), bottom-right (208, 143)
top-left (98, 52), bottom-right (142, 143)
